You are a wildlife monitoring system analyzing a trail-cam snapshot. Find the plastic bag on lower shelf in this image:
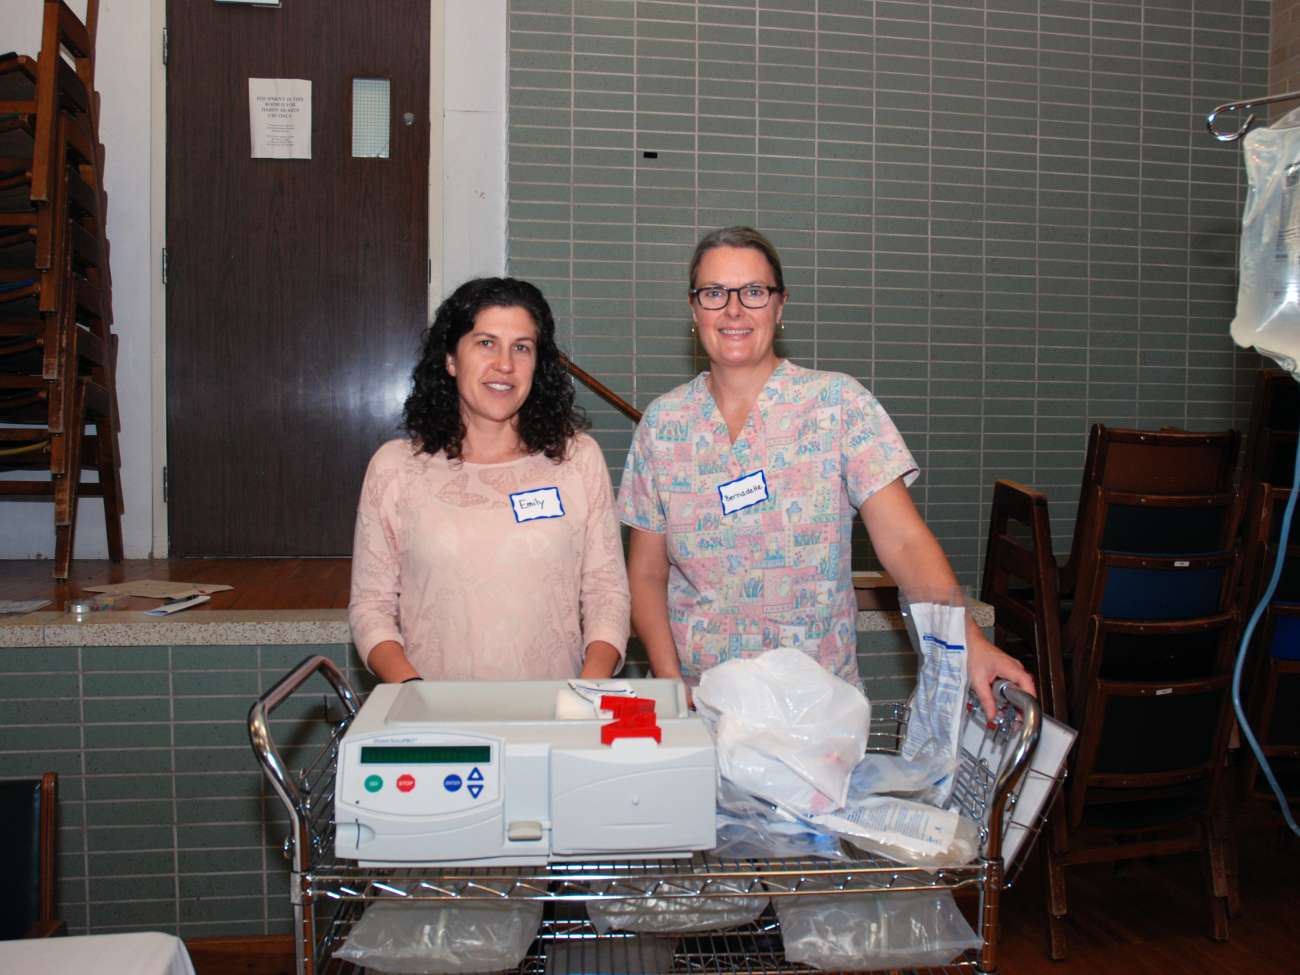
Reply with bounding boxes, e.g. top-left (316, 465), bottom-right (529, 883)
top-left (775, 888), bottom-right (981, 971)
top-left (332, 899), bottom-right (543, 974)
top-left (586, 879), bottom-right (768, 935)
